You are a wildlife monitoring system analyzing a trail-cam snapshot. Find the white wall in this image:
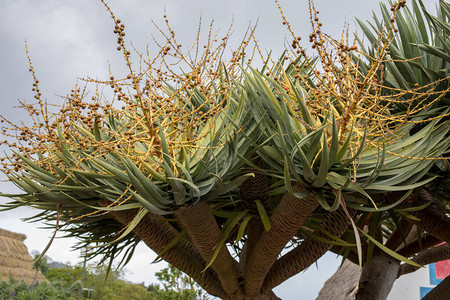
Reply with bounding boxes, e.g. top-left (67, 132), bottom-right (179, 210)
top-left (388, 265), bottom-right (432, 300)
